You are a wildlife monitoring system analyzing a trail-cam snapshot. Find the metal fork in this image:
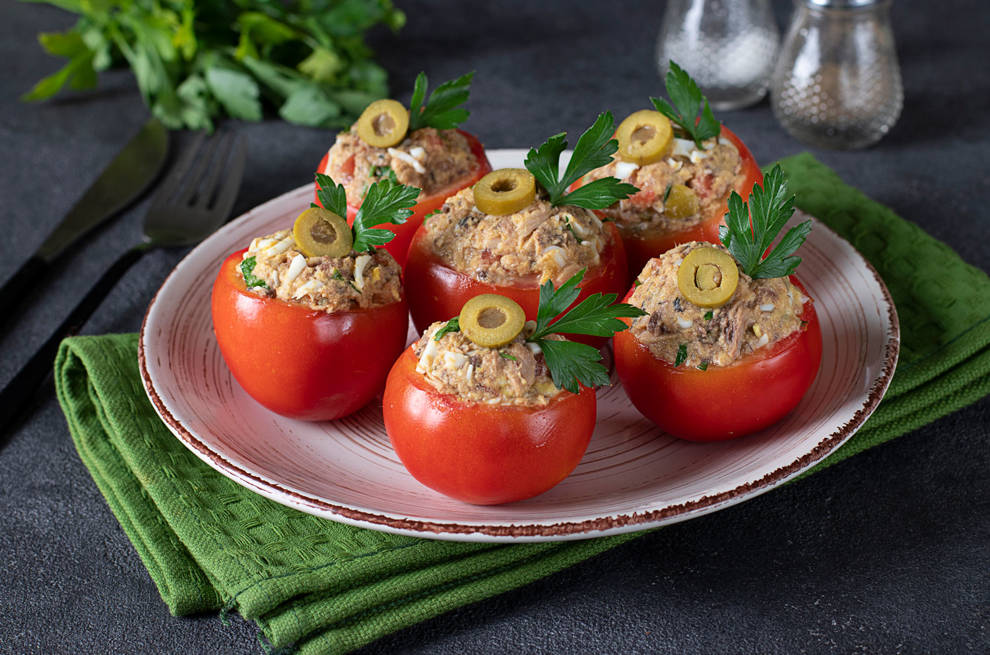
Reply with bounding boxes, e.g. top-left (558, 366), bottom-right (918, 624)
top-left (0, 130), bottom-right (247, 437)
